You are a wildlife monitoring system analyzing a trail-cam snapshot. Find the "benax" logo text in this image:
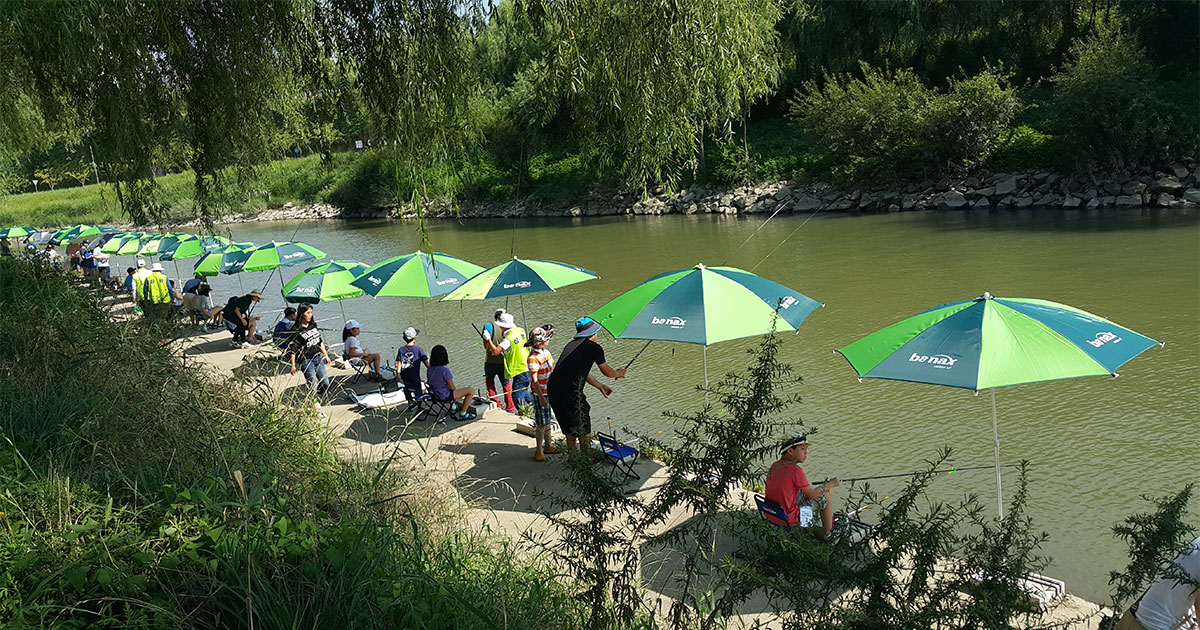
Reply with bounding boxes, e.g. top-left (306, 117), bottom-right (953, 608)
top-left (652, 316), bottom-right (687, 329)
top-left (1086, 331), bottom-right (1122, 348)
top-left (502, 281), bottom-right (532, 289)
top-left (908, 353), bottom-right (958, 369)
